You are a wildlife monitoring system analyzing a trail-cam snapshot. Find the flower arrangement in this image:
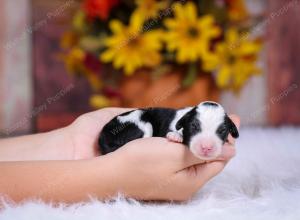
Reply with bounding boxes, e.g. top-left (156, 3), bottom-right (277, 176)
top-left (61, 0), bottom-right (262, 108)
